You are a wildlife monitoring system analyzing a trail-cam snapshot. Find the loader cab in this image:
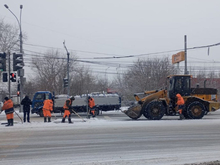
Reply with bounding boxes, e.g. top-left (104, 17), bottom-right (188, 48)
top-left (168, 75), bottom-right (191, 99)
